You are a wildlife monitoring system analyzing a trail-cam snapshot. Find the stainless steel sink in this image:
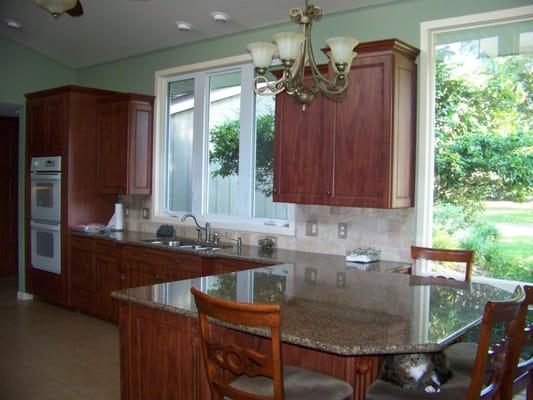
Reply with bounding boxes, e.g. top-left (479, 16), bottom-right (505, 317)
top-left (141, 238), bottom-right (223, 252)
